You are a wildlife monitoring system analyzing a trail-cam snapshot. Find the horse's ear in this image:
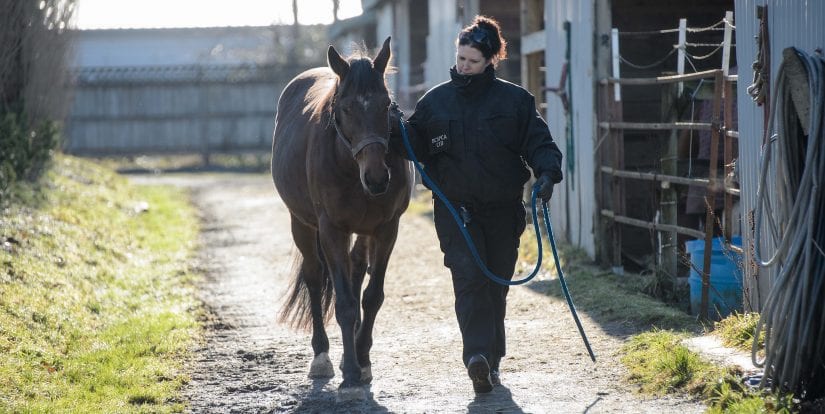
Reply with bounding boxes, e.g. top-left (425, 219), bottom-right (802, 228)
top-left (327, 45), bottom-right (349, 79)
top-left (373, 36), bottom-right (391, 74)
